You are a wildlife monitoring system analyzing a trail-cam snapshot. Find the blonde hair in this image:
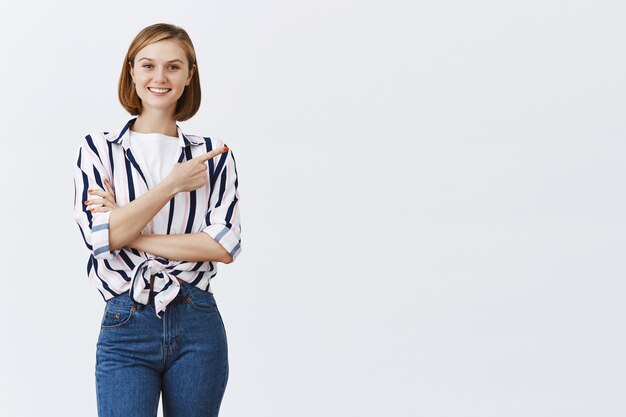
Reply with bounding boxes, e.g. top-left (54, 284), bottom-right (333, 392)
top-left (118, 23), bottom-right (201, 121)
